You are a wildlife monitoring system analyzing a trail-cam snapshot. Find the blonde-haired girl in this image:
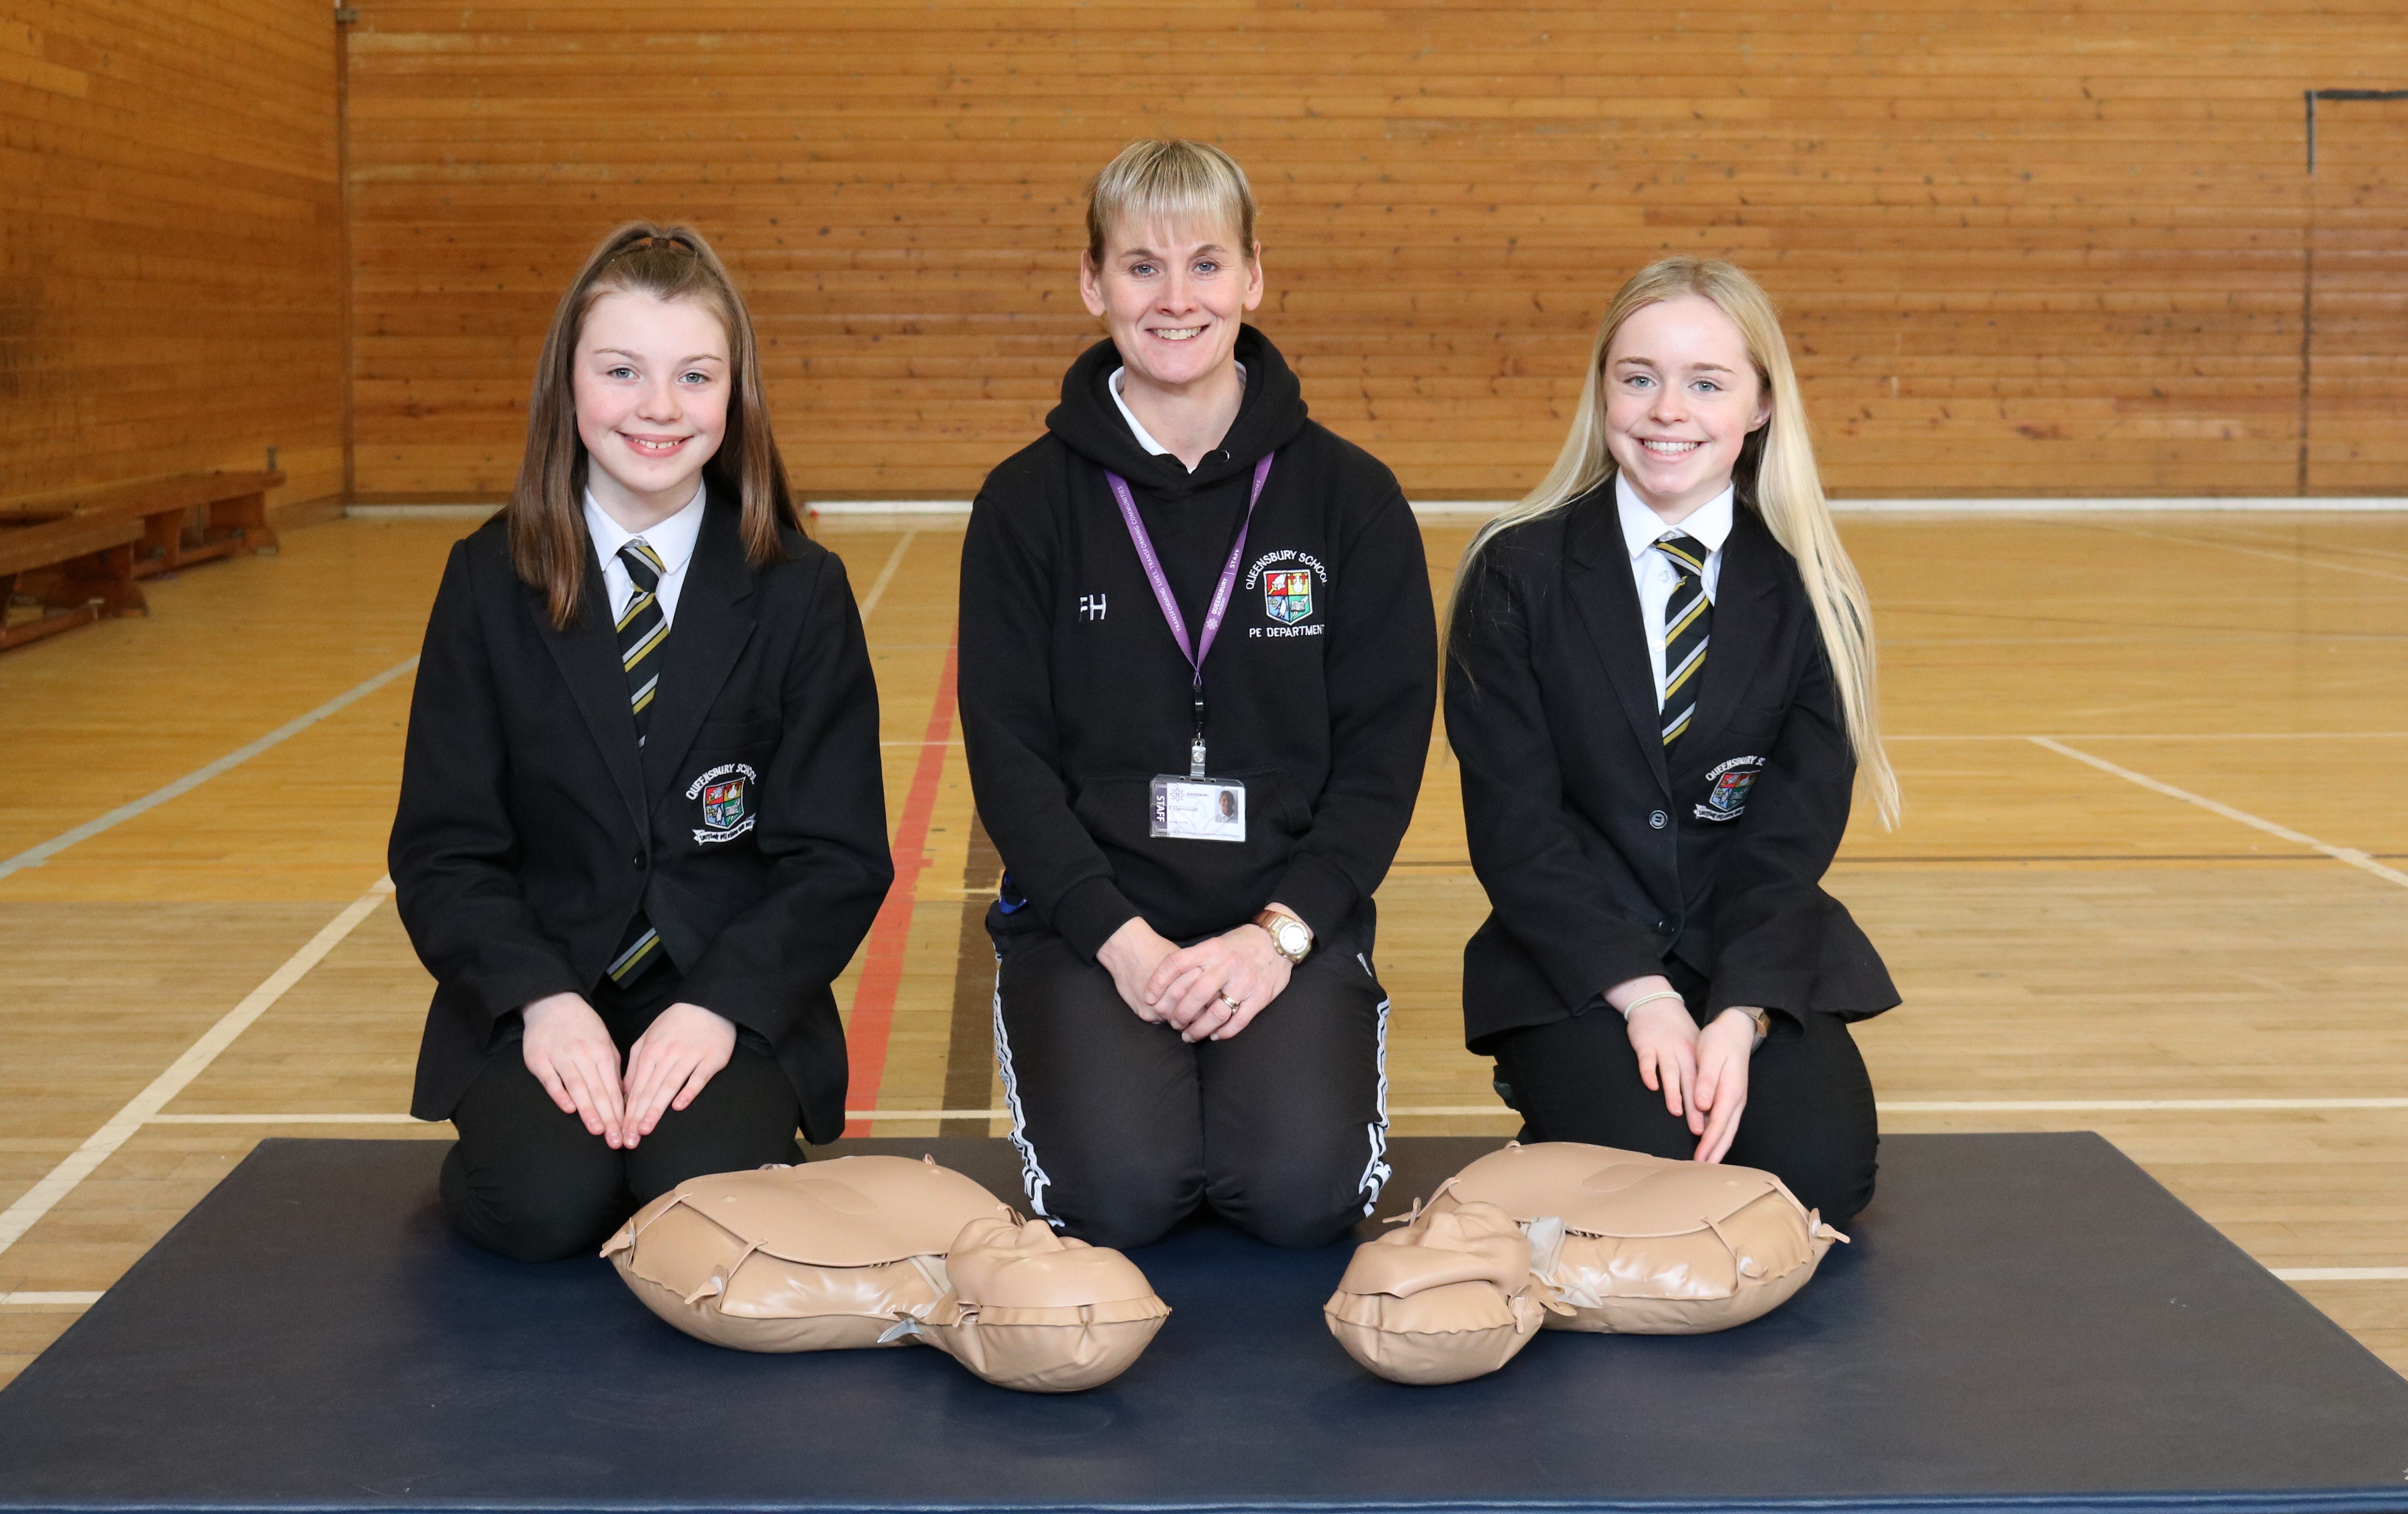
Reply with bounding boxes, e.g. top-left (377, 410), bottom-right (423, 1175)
top-left (1446, 257), bottom-right (1896, 1222)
